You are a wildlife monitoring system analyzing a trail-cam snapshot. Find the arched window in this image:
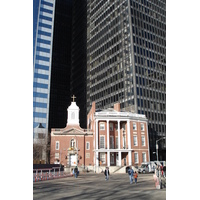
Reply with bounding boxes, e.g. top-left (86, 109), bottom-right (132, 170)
top-left (70, 139), bottom-right (75, 148)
